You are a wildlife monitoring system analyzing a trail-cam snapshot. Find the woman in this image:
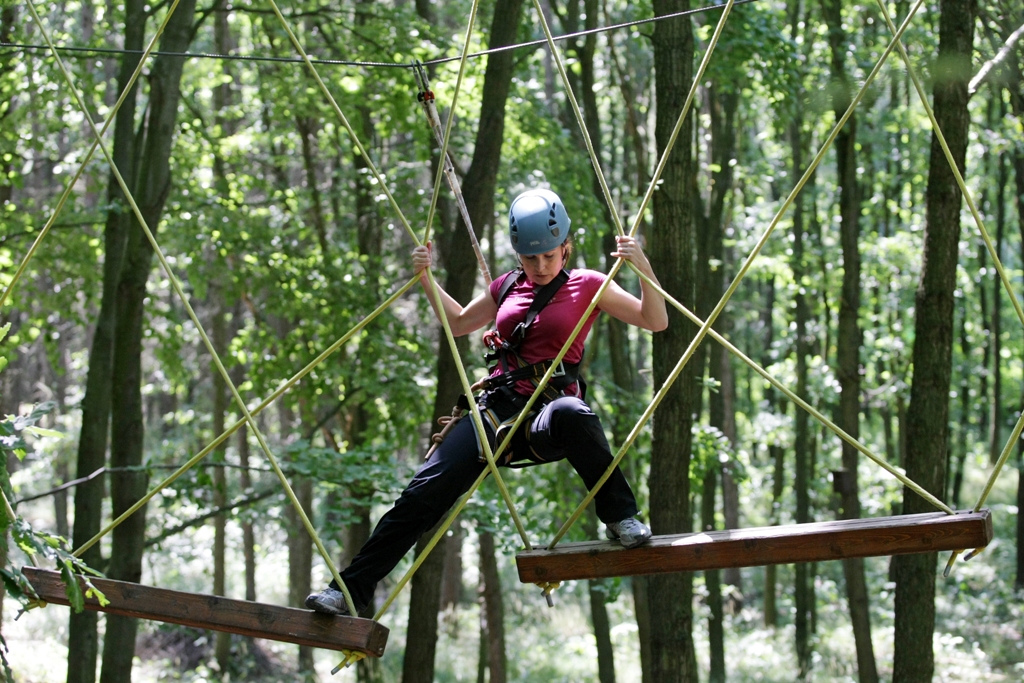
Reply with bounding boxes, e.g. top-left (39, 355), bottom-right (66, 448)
top-left (306, 188), bottom-right (668, 617)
